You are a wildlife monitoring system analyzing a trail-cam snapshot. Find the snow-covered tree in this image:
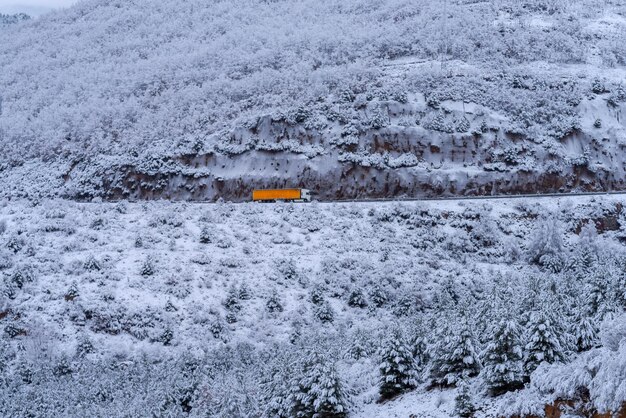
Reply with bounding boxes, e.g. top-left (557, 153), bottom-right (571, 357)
top-left (378, 329), bottom-right (419, 400)
top-left (140, 257), bottom-right (155, 276)
top-left (266, 289), bottom-right (284, 313)
top-left (347, 288), bottom-right (367, 308)
top-left (238, 283), bottom-right (252, 300)
top-left (294, 353), bottom-right (349, 418)
top-left (314, 301), bottom-right (335, 323)
top-left (409, 325), bottom-right (430, 370)
top-left (199, 226), bottom-right (213, 244)
top-left (584, 268), bottom-right (619, 320)
top-left (570, 222), bottom-right (598, 274)
top-left (0, 340), bottom-right (13, 374)
top-left (430, 317), bottom-right (481, 387)
top-left (223, 286), bottom-right (242, 312)
top-left (527, 216), bottom-right (565, 272)
top-left (261, 352), bottom-right (295, 418)
top-left (482, 318), bottom-right (525, 395)
top-left (346, 328), bottom-right (372, 360)
top-left (524, 310), bottom-right (566, 377)
top-left (369, 284), bottom-right (388, 308)
top-left (454, 381), bottom-right (476, 418)
top-left (267, 350), bottom-right (349, 418)
top-left (572, 313), bottom-right (598, 352)
top-left (310, 284), bottom-right (326, 305)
